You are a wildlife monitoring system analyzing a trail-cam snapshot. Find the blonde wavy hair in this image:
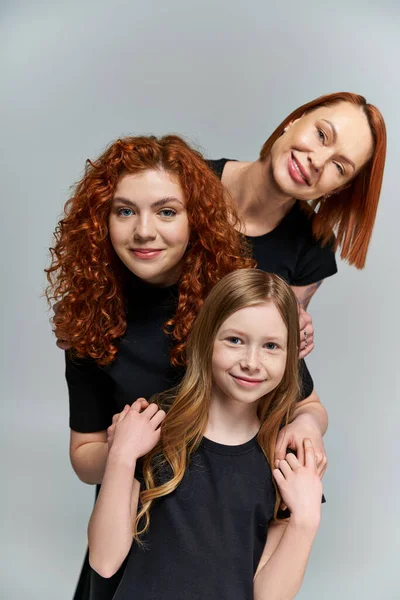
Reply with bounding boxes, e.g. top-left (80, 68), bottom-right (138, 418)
top-left (135, 269), bottom-right (300, 540)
